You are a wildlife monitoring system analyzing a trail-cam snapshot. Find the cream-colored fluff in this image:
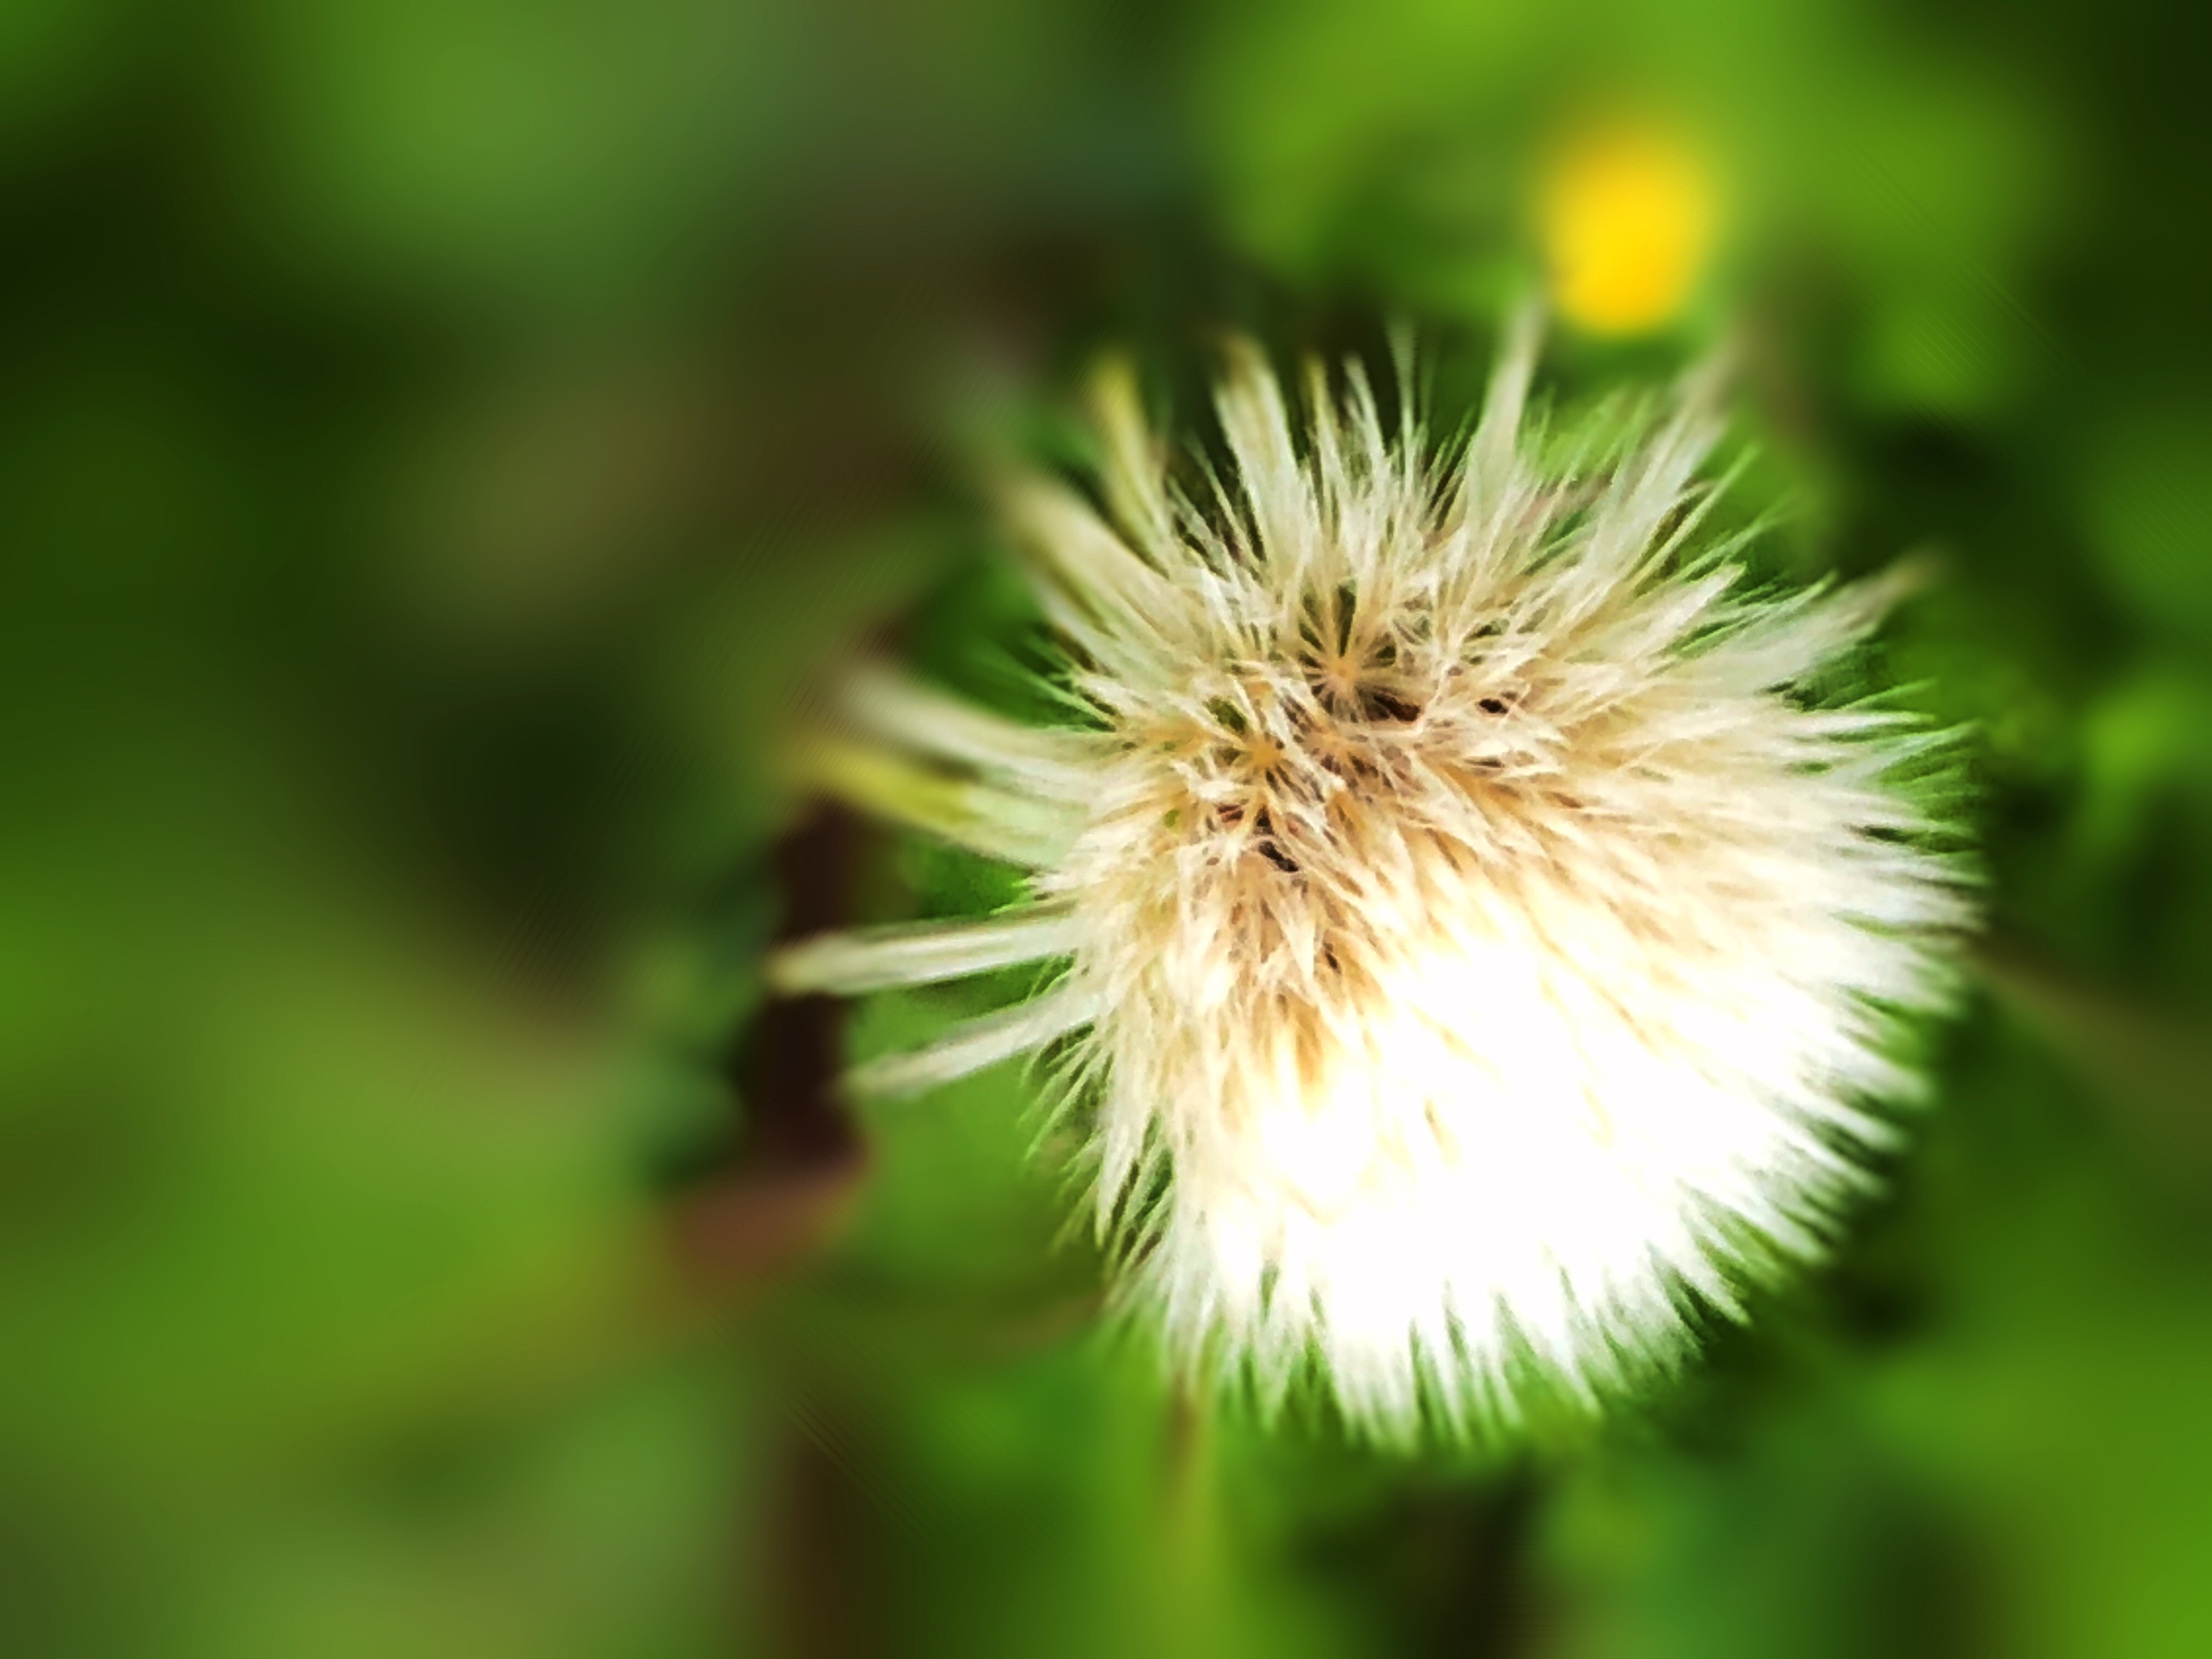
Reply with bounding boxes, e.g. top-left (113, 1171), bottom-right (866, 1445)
top-left (771, 314), bottom-right (1970, 1439)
